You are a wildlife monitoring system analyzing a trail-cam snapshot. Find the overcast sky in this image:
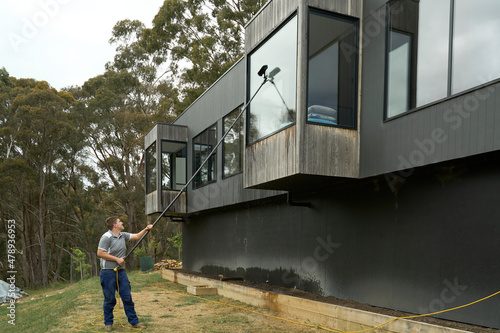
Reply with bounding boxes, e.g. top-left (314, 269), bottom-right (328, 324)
top-left (0, 0), bottom-right (165, 90)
